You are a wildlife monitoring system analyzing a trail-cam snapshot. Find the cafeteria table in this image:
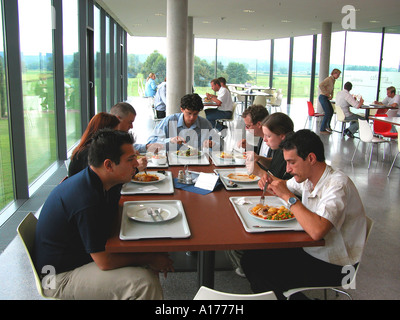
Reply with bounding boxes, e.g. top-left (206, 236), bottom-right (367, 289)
top-left (359, 104), bottom-right (398, 118)
top-left (106, 161), bottom-right (324, 289)
top-left (369, 116), bottom-right (400, 126)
